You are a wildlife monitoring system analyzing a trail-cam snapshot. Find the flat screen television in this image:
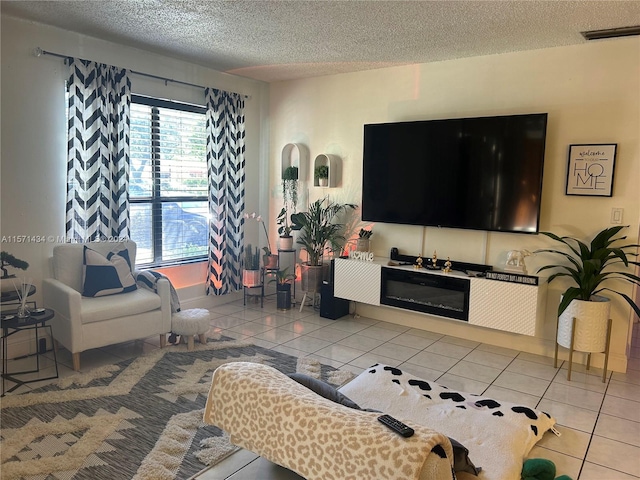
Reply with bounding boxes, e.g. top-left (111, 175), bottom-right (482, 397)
top-left (362, 113), bottom-right (548, 234)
